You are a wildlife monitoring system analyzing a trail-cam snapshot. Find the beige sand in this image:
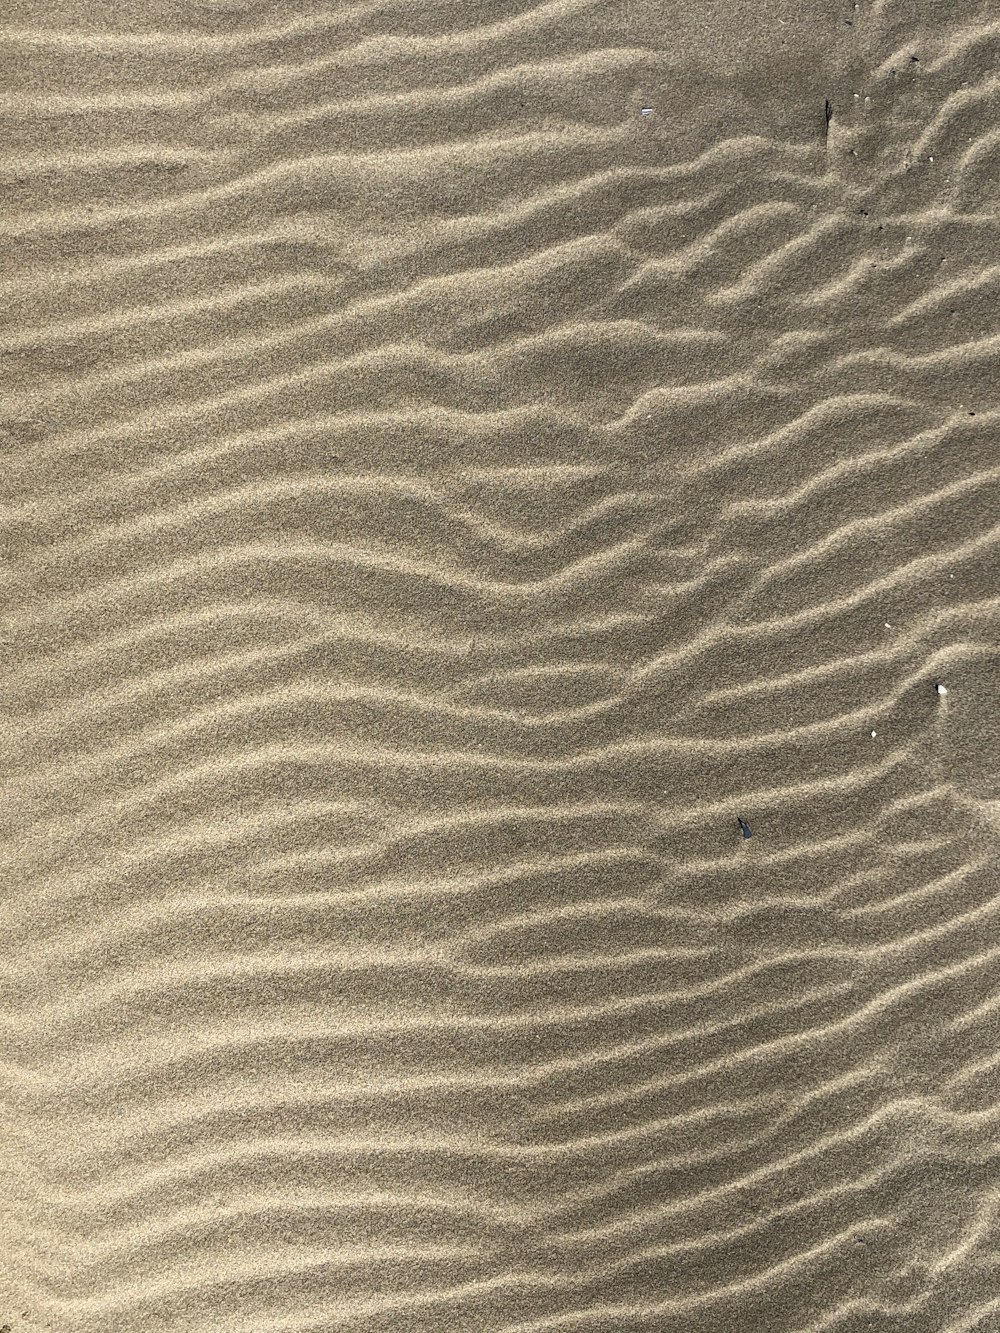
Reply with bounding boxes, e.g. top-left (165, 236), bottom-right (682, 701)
top-left (2, 1), bottom-right (1000, 1330)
